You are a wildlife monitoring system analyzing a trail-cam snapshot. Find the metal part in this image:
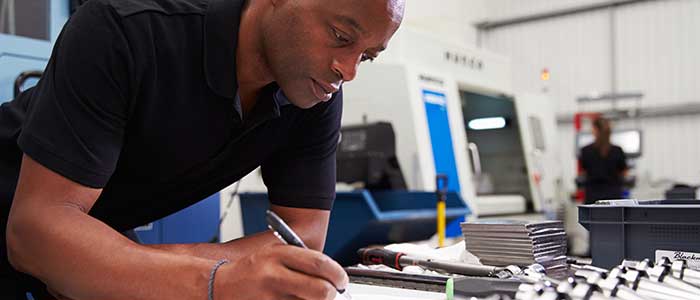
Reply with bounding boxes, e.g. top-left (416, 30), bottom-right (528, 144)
top-left (500, 263), bottom-right (562, 287)
top-left (663, 259), bottom-right (700, 286)
top-left (635, 278), bottom-right (697, 300)
top-left (614, 261), bottom-right (693, 299)
top-left (655, 257), bottom-right (672, 267)
top-left (671, 260), bottom-right (686, 279)
top-left (538, 290), bottom-right (560, 300)
top-left (590, 292), bottom-right (621, 300)
top-left (516, 281), bottom-right (558, 300)
top-left (523, 264), bottom-right (560, 286)
top-left (577, 267), bottom-right (653, 300)
top-left (515, 282), bottom-right (539, 300)
top-left (621, 259), bottom-right (700, 298)
top-left (555, 277), bottom-right (576, 295)
top-left (646, 264), bottom-right (700, 294)
top-left (569, 281), bottom-right (596, 300)
top-left (583, 265), bottom-right (611, 275)
top-left (503, 265), bottom-right (524, 277)
top-left (601, 269), bottom-right (649, 300)
top-left (620, 269), bottom-right (643, 290)
top-left (613, 286), bottom-right (648, 300)
top-left (513, 257), bottom-right (700, 300)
